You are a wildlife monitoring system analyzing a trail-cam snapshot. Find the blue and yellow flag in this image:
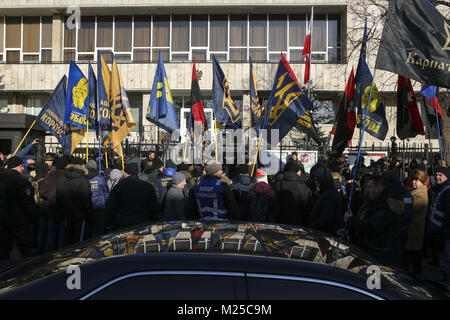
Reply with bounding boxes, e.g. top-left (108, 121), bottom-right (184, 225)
top-left (88, 62), bottom-right (97, 132)
top-left (212, 55), bottom-right (241, 129)
top-left (250, 57), bottom-right (263, 128)
top-left (354, 22), bottom-right (388, 141)
top-left (146, 52), bottom-right (180, 134)
top-left (255, 53), bottom-right (314, 146)
top-left (155, 229), bottom-right (181, 252)
top-left (103, 56), bottom-right (136, 158)
top-left (98, 52), bottom-right (112, 143)
top-left (37, 76), bottom-right (72, 154)
top-left (65, 60), bottom-right (89, 129)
